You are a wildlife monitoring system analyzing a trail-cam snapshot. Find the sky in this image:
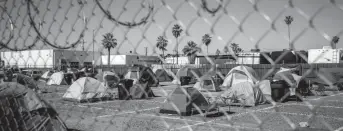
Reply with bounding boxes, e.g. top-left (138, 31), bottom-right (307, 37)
top-left (0, 0), bottom-right (343, 56)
